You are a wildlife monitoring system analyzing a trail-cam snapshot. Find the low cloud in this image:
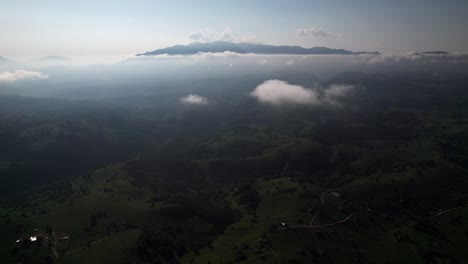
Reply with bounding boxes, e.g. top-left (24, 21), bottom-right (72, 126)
top-left (296, 27), bottom-right (337, 38)
top-left (180, 94), bottom-right (208, 105)
top-left (366, 52), bottom-right (468, 64)
top-left (193, 51), bottom-right (240, 59)
top-left (323, 84), bottom-right (356, 104)
top-left (134, 52), bottom-right (357, 61)
top-left (251, 80), bottom-right (356, 106)
top-left (251, 80), bottom-right (320, 105)
top-left (0, 70), bottom-right (49, 82)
